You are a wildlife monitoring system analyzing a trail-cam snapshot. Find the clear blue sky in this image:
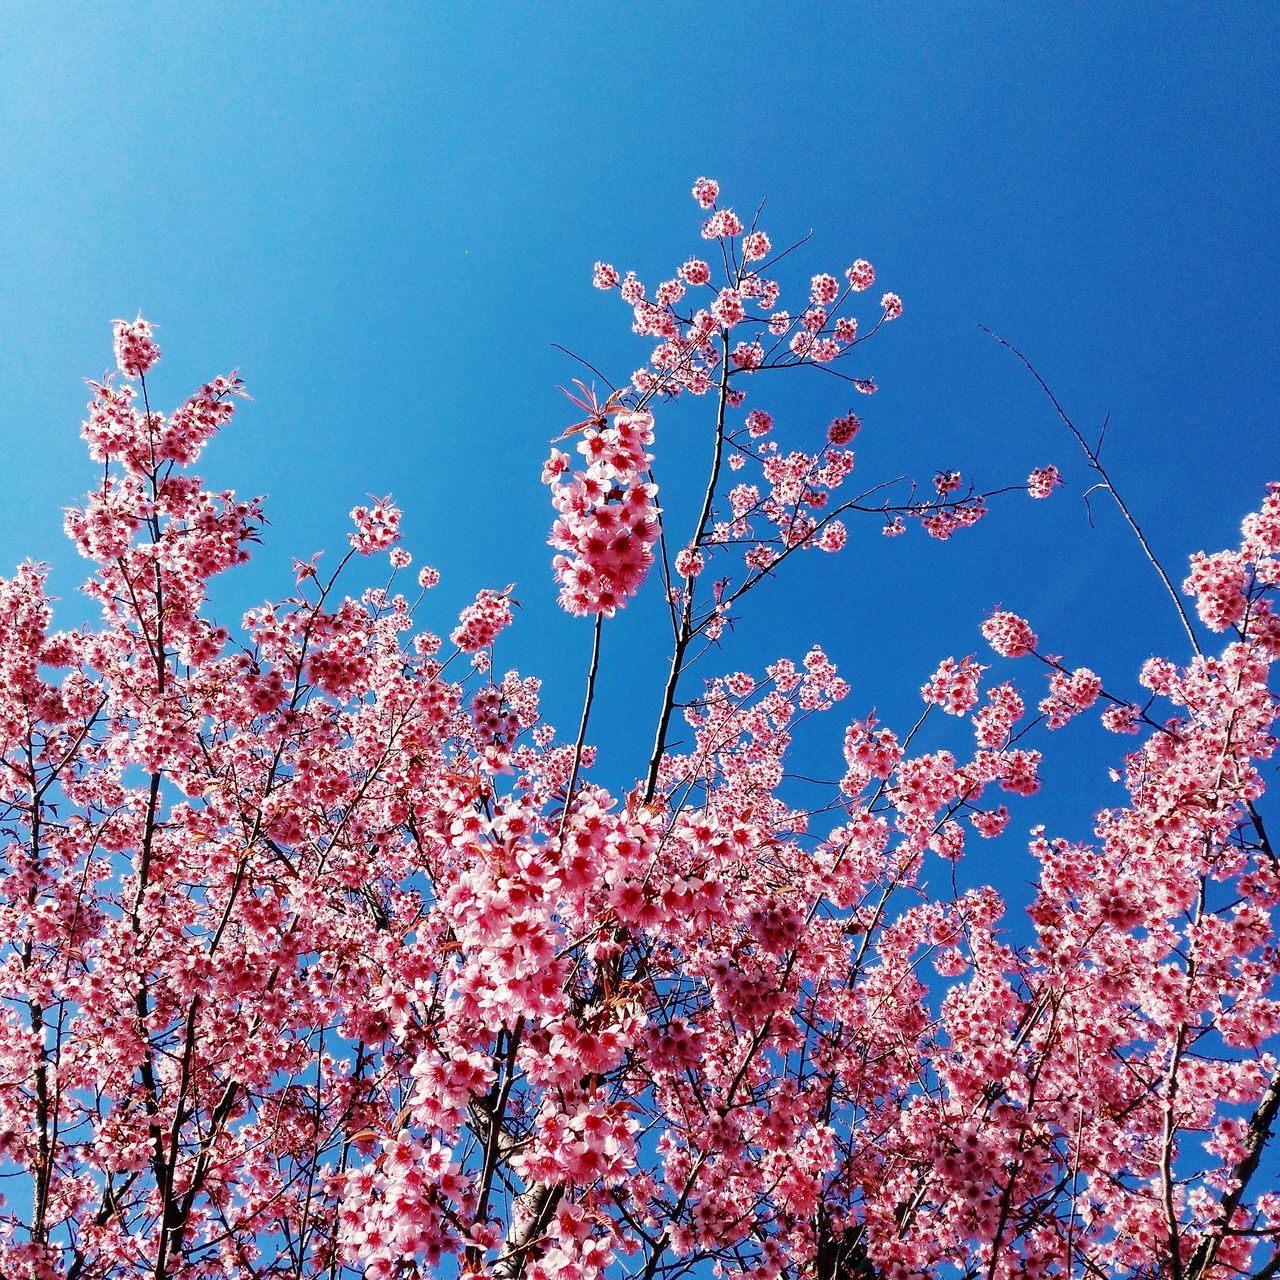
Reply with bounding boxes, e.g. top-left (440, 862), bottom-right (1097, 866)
top-left (1, 3), bottom-right (1276, 859)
